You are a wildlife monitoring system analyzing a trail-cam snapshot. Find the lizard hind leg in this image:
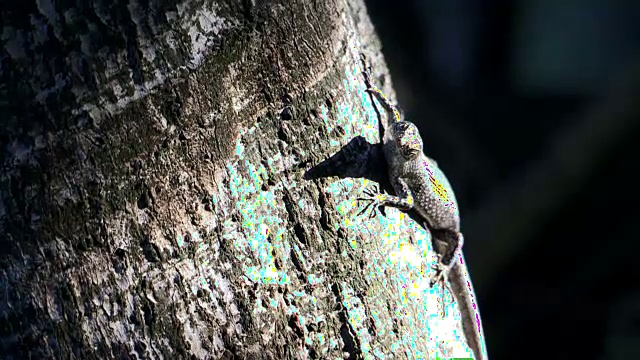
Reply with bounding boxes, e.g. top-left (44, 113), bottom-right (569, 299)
top-left (431, 229), bottom-right (464, 270)
top-left (429, 230), bottom-right (464, 305)
top-left (431, 255), bottom-right (455, 304)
